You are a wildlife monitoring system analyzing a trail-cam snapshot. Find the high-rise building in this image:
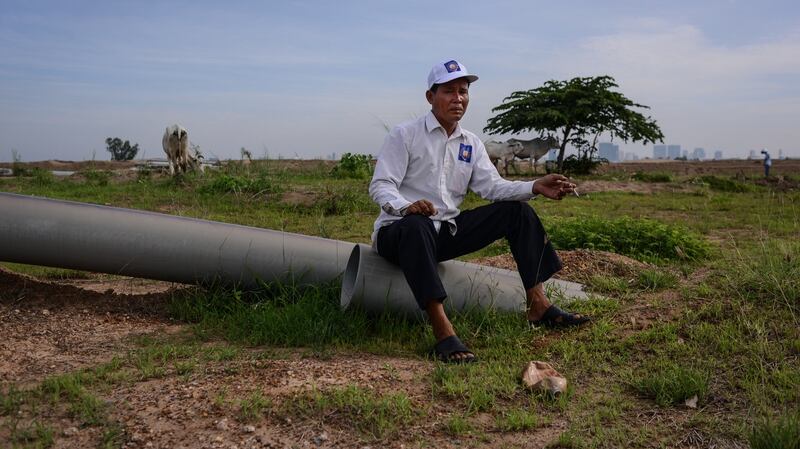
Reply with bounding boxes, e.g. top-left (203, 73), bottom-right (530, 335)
top-left (653, 144), bottom-right (667, 159)
top-left (749, 150), bottom-right (757, 159)
top-left (668, 145), bottom-right (682, 159)
top-left (714, 150), bottom-right (723, 160)
top-left (622, 152), bottom-right (639, 161)
top-left (598, 142), bottom-right (620, 162)
top-left (692, 147), bottom-right (706, 160)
